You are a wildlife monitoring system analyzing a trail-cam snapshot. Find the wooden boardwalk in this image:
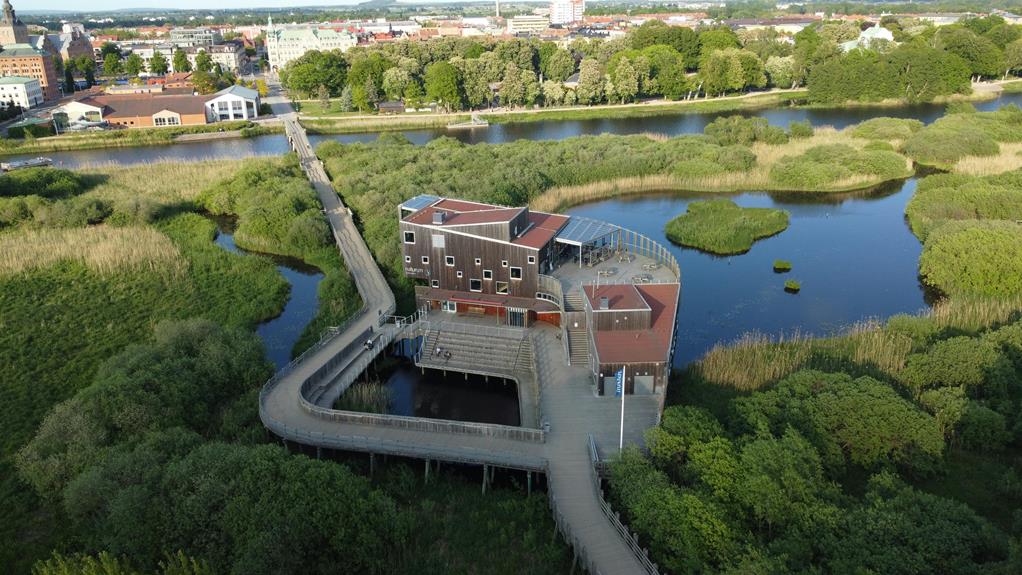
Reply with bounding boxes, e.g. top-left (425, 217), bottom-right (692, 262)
top-left (259, 94), bottom-right (660, 575)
